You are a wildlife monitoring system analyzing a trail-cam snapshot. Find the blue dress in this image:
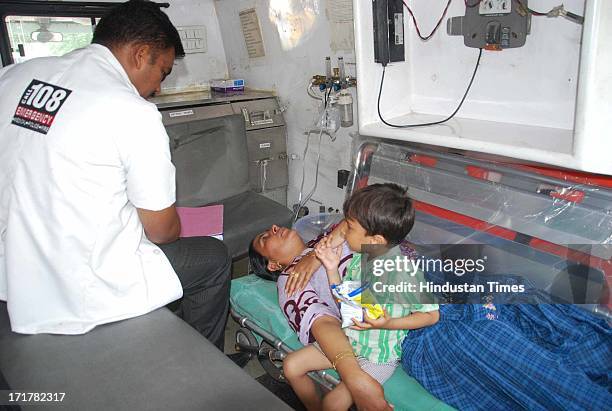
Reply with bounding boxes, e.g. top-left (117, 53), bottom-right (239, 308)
top-left (401, 303), bottom-right (612, 410)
